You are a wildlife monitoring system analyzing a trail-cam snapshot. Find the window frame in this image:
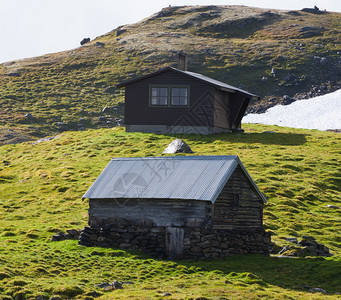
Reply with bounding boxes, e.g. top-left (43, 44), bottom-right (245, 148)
top-left (149, 85), bottom-right (190, 108)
